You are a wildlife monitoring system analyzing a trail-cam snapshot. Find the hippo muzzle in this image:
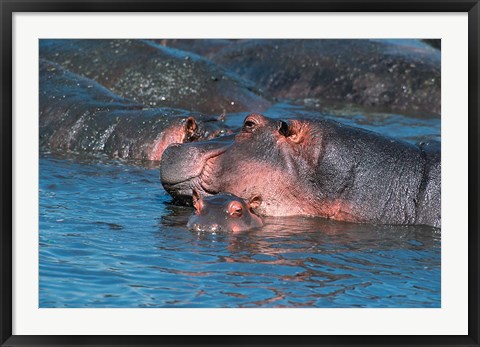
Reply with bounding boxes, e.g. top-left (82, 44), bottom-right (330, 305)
top-left (160, 136), bottom-right (233, 202)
